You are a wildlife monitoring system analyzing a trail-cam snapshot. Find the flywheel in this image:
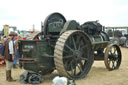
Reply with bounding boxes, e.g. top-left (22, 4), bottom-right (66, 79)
top-left (104, 44), bottom-right (122, 71)
top-left (54, 30), bottom-right (94, 79)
